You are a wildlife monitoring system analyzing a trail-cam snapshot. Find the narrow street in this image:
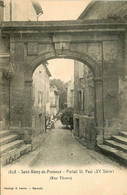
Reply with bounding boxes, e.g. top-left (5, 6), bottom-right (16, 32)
top-left (8, 120), bottom-right (124, 168)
